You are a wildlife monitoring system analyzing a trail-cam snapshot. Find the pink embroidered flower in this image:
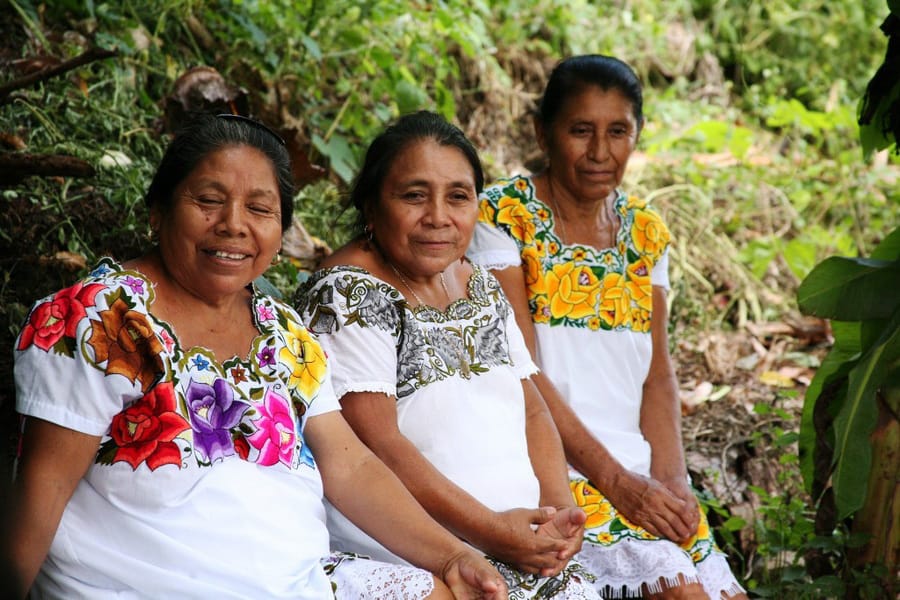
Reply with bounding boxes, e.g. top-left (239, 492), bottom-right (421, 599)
top-left (158, 328), bottom-right (175, 353)
top-left (17, 281), bottom-right (105, 351)
top-left (247, 388), bottom-right (295, 467)
top-left (256, 304), bottom-right (276, 322)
